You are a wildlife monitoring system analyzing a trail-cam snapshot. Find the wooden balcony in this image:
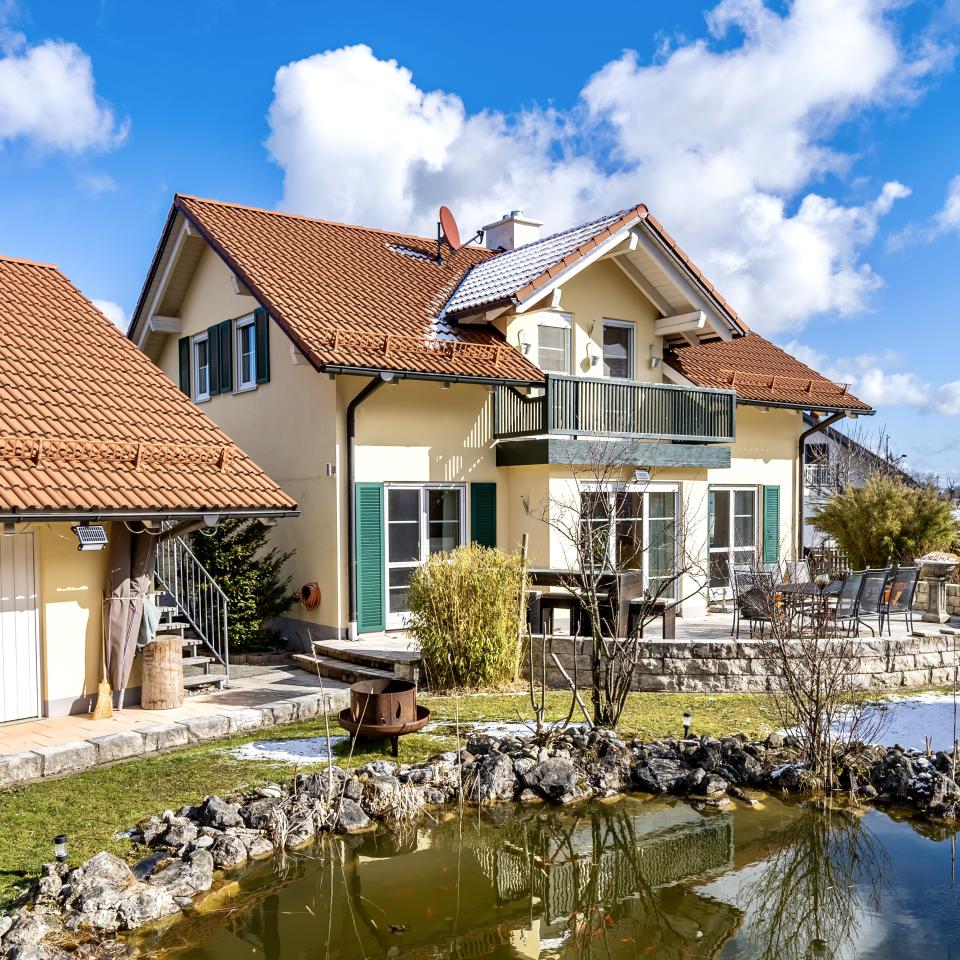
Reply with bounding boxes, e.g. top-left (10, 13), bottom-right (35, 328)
top-left (493, 374), bottom-right (736, 443)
